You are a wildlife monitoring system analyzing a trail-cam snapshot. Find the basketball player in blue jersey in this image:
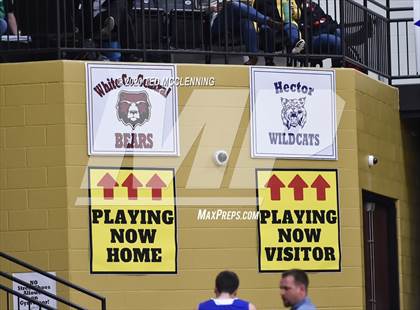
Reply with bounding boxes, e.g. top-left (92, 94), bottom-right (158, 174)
top-left (198, 271), bottom-right (257, 310)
